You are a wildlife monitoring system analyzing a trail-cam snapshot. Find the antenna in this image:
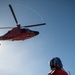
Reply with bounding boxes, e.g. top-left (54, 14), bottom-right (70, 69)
top-left (68, 71), bottom-right (71, 75)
